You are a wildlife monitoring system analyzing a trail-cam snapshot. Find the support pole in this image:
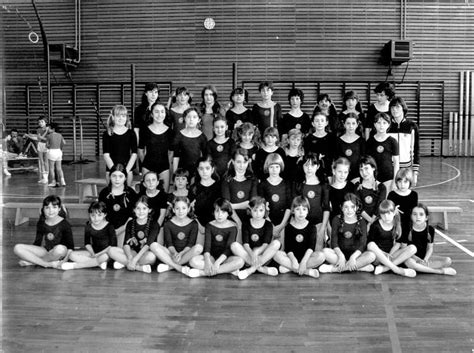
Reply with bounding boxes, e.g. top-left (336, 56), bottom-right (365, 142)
top-left (131, 64), bottom-right (136, 124)
top-left (465, 71), bottom-right (470, 156)
top-left (459, 71), bottom-right (464, 155)
top-left (448, 112), bottom-right (453, 156)
top-left (471, 71), bottom-right (474, 156)
top-left (232, 63), bottom-right (237, 90)
top-left (453, 112), bottom-right (458, 156)
top-left (71, 115), bottom-right (77, 162)
top-left (47, 45), bottom-right (52, 121)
